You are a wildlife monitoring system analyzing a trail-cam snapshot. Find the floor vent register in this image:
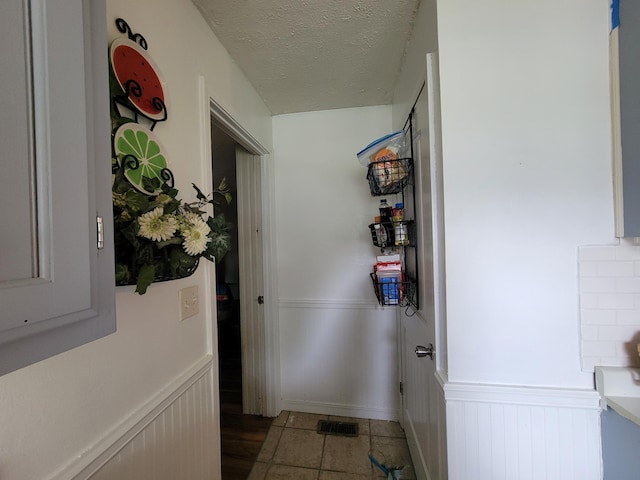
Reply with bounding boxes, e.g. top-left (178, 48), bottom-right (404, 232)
top-left (316, 420), bottom-right (359, 437)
